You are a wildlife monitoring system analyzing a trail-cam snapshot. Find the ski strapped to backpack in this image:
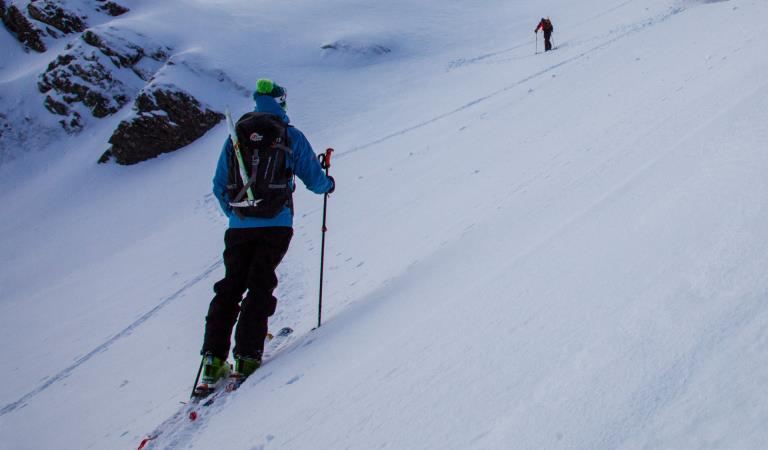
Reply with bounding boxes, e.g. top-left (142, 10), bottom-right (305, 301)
top-left (225, 109), bottom-right (255, 204)
top-left (224, 110), bottom-right (295, 218)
